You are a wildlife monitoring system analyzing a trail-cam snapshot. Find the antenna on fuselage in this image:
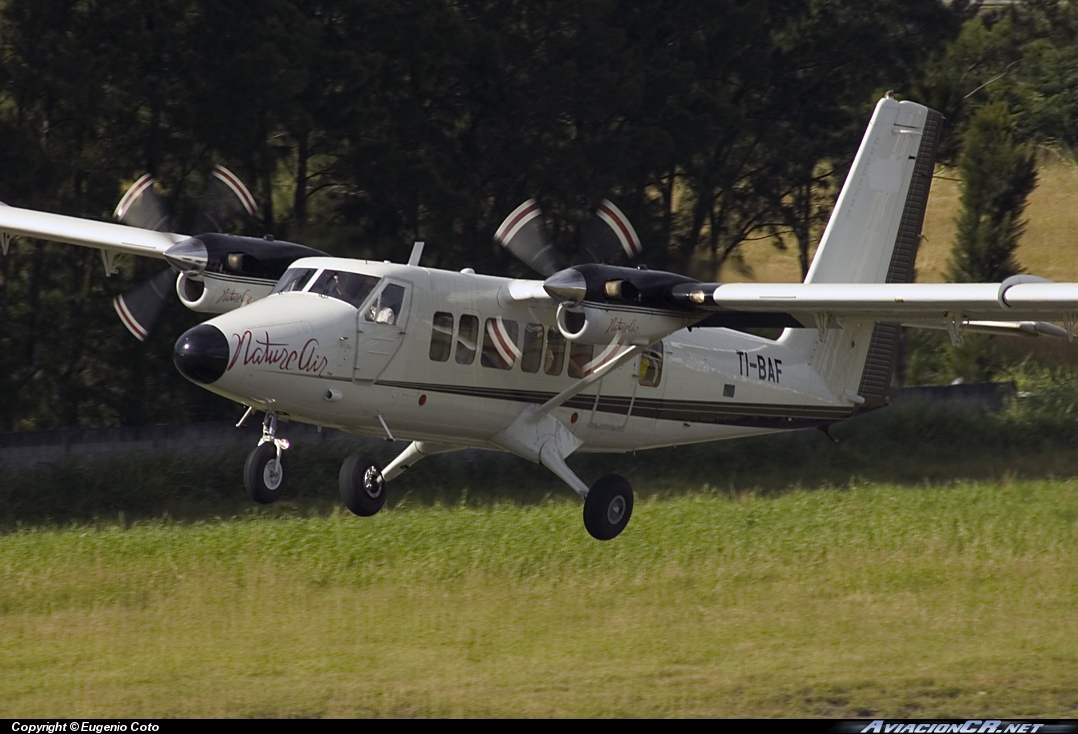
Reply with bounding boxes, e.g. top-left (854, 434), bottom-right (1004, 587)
top-left (408, 241), bottom-right (424, 266)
